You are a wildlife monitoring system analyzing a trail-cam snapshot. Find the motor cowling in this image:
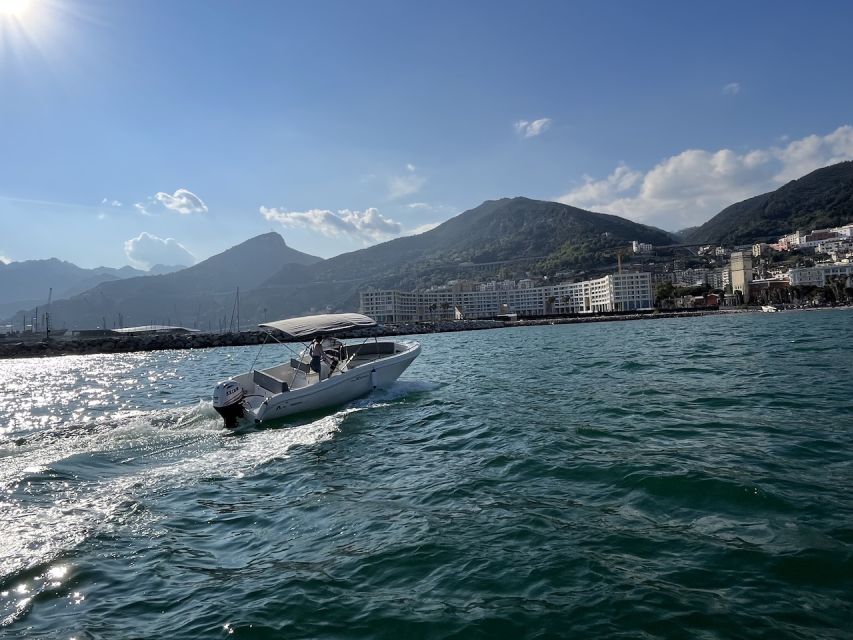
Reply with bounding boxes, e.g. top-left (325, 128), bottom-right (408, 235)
top-left (212, 380), bottom-right (245, 428)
